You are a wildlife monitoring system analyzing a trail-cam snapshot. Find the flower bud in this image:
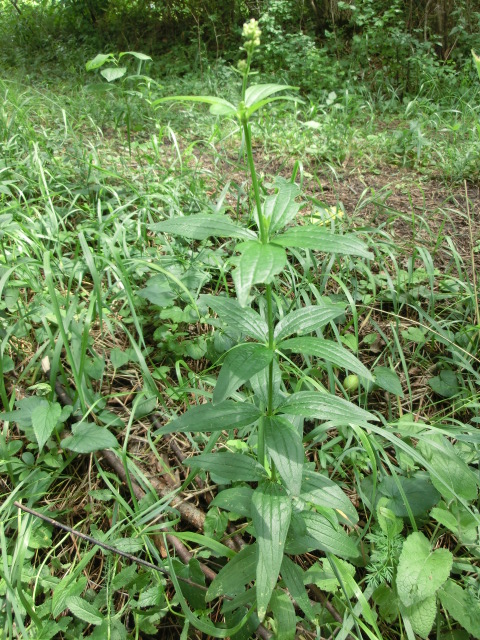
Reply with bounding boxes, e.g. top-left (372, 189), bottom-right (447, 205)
top-left (242, 18), bottom-right (261, 50)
